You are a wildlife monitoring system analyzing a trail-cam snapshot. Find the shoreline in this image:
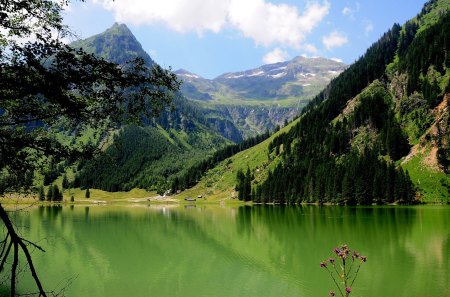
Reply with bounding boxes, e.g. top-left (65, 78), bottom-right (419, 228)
top-left (1, 196), bottom-right (448, 207)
